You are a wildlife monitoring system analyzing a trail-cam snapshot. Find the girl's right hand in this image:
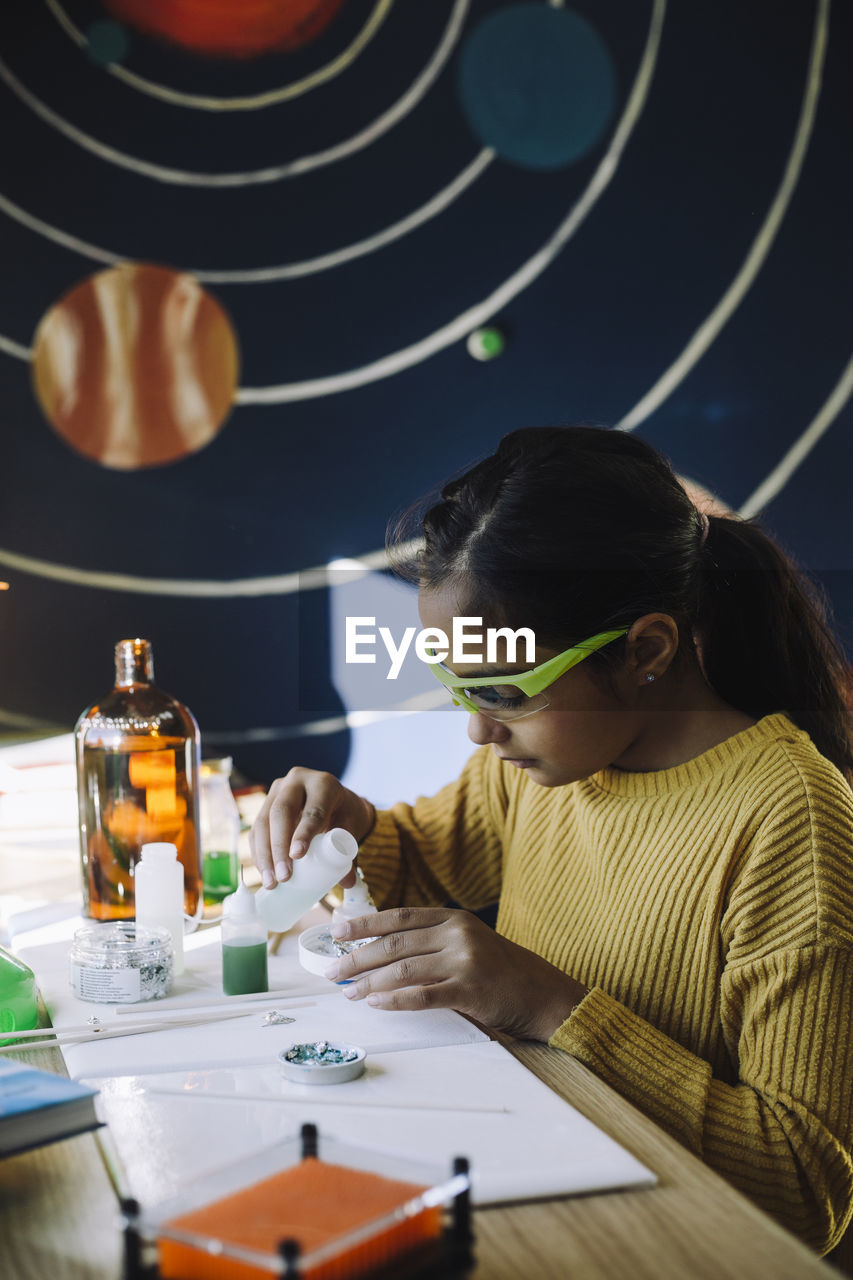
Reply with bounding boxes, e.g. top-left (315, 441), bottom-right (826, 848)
top-left (249, 767), bottom-right (375, 889)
